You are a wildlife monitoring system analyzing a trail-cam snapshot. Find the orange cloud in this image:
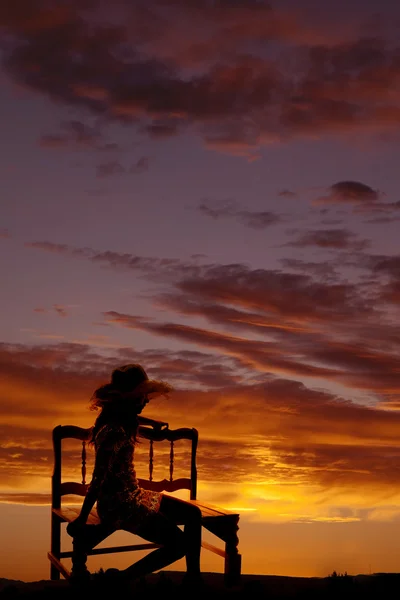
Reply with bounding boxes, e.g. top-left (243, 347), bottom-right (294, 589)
top-left (2, 339), bottom-right (400, 520)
